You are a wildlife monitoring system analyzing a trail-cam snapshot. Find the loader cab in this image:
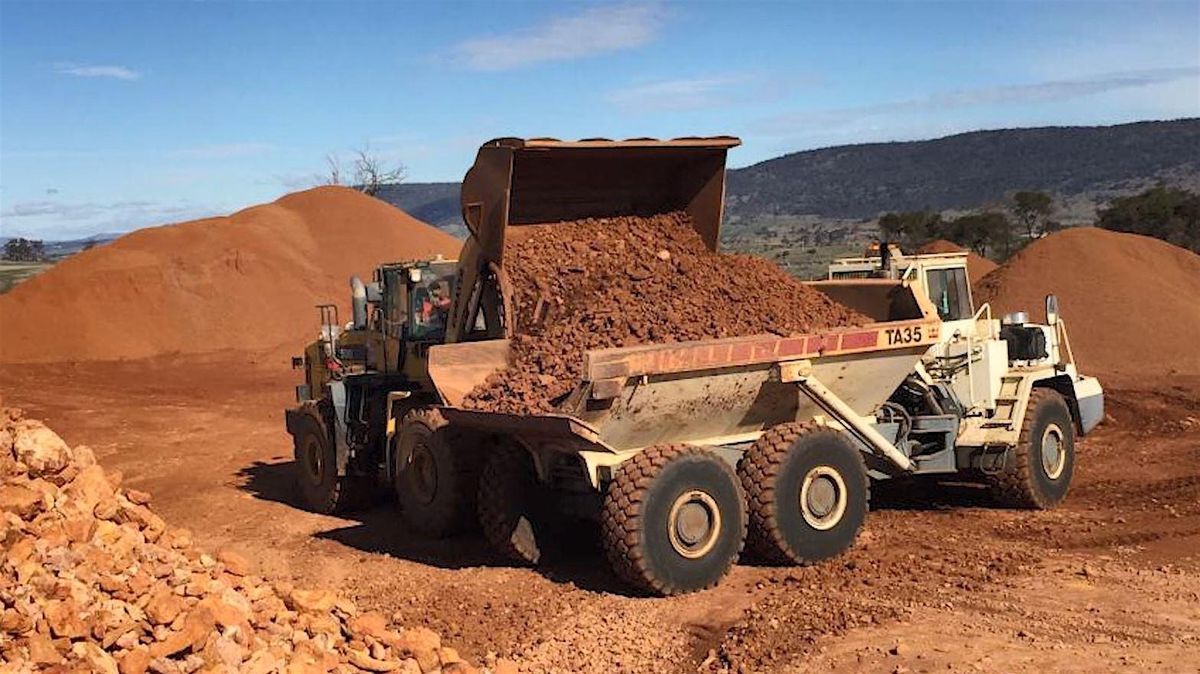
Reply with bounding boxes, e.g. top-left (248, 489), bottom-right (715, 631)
top-left (375, 258), bottom-right (460, 377)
